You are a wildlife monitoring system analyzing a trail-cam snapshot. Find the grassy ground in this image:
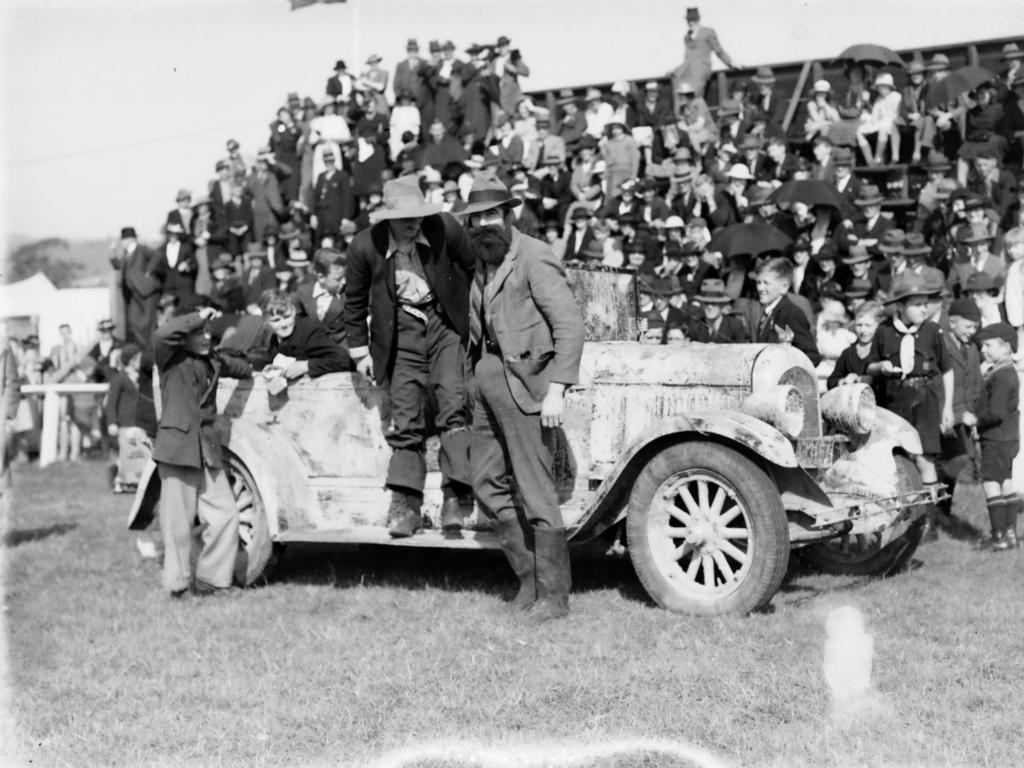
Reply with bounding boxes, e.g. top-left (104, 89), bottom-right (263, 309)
top-left (3, 461), bottom-right (1022, 768)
